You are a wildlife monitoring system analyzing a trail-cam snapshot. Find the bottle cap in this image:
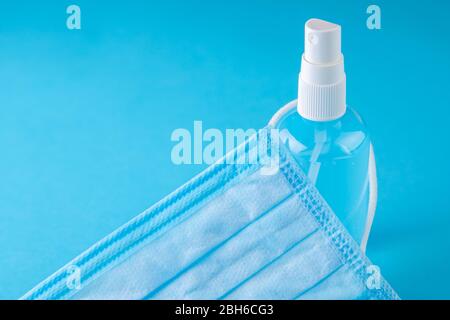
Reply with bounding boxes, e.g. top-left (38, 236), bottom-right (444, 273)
top-left (298, 19), bottom-right (346, 121)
